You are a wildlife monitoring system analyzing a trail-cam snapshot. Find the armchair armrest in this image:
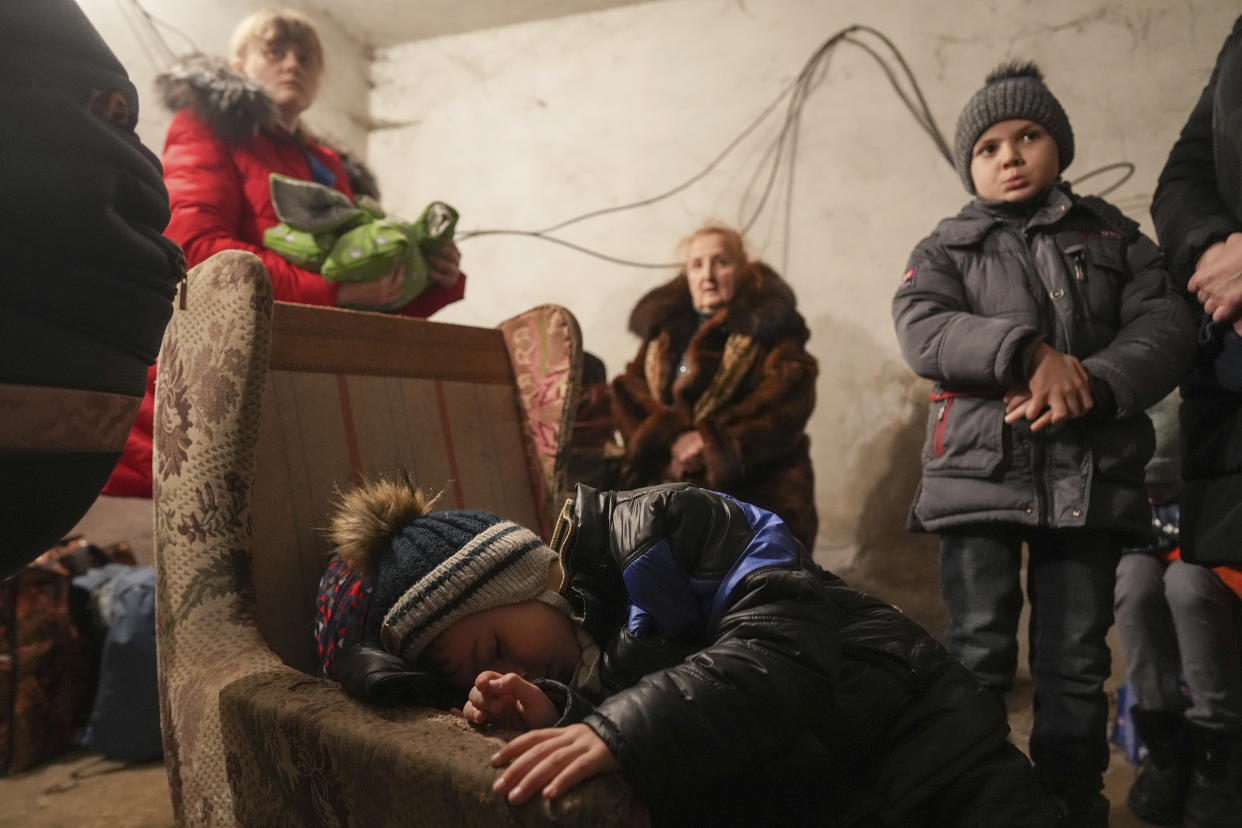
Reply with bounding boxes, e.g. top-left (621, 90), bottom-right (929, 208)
top-left (219, 669), bottom-right (643, 827)
top-left (498, 305), bottom-right (584, 535)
